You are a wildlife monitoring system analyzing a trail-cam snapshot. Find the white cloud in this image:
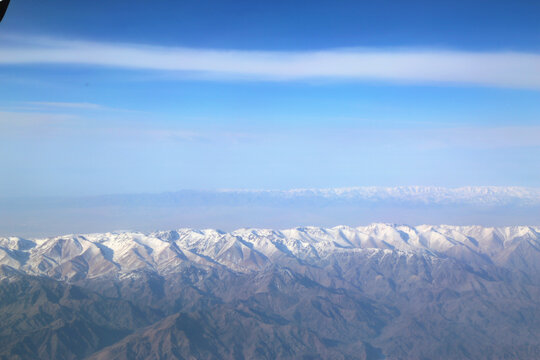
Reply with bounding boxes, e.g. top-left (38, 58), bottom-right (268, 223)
top-left (0, 110), bottom-right (78, 124)
top-left (1, 35), bottom-right (539, 88)
top-left (0, 108), bottom-right (257, 143)
top-left (25, 101), bottom-right (105, 110)
top-left (0, 110), bottom-right (80, 137)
